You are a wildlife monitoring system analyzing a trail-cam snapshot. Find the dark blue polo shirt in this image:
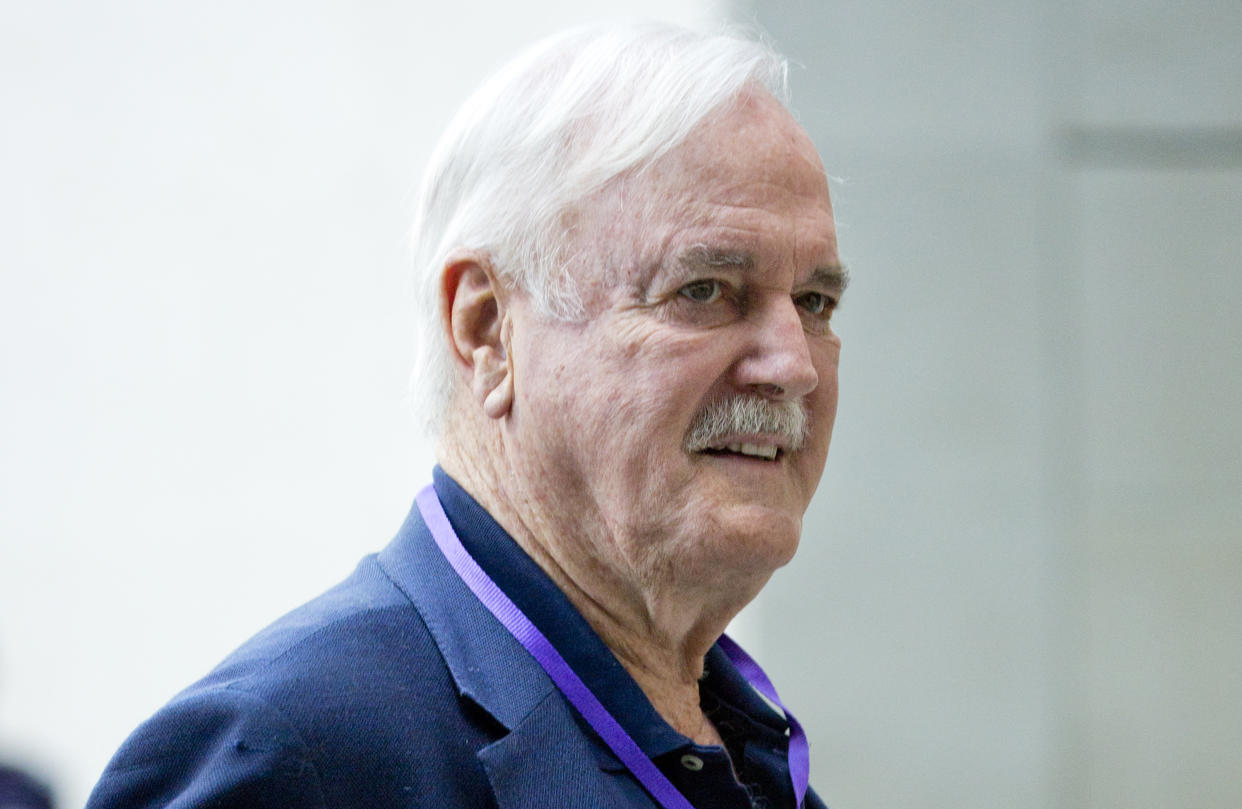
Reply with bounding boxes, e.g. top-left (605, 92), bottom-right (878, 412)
top-left (433, 467), bottom-right (821, 809)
